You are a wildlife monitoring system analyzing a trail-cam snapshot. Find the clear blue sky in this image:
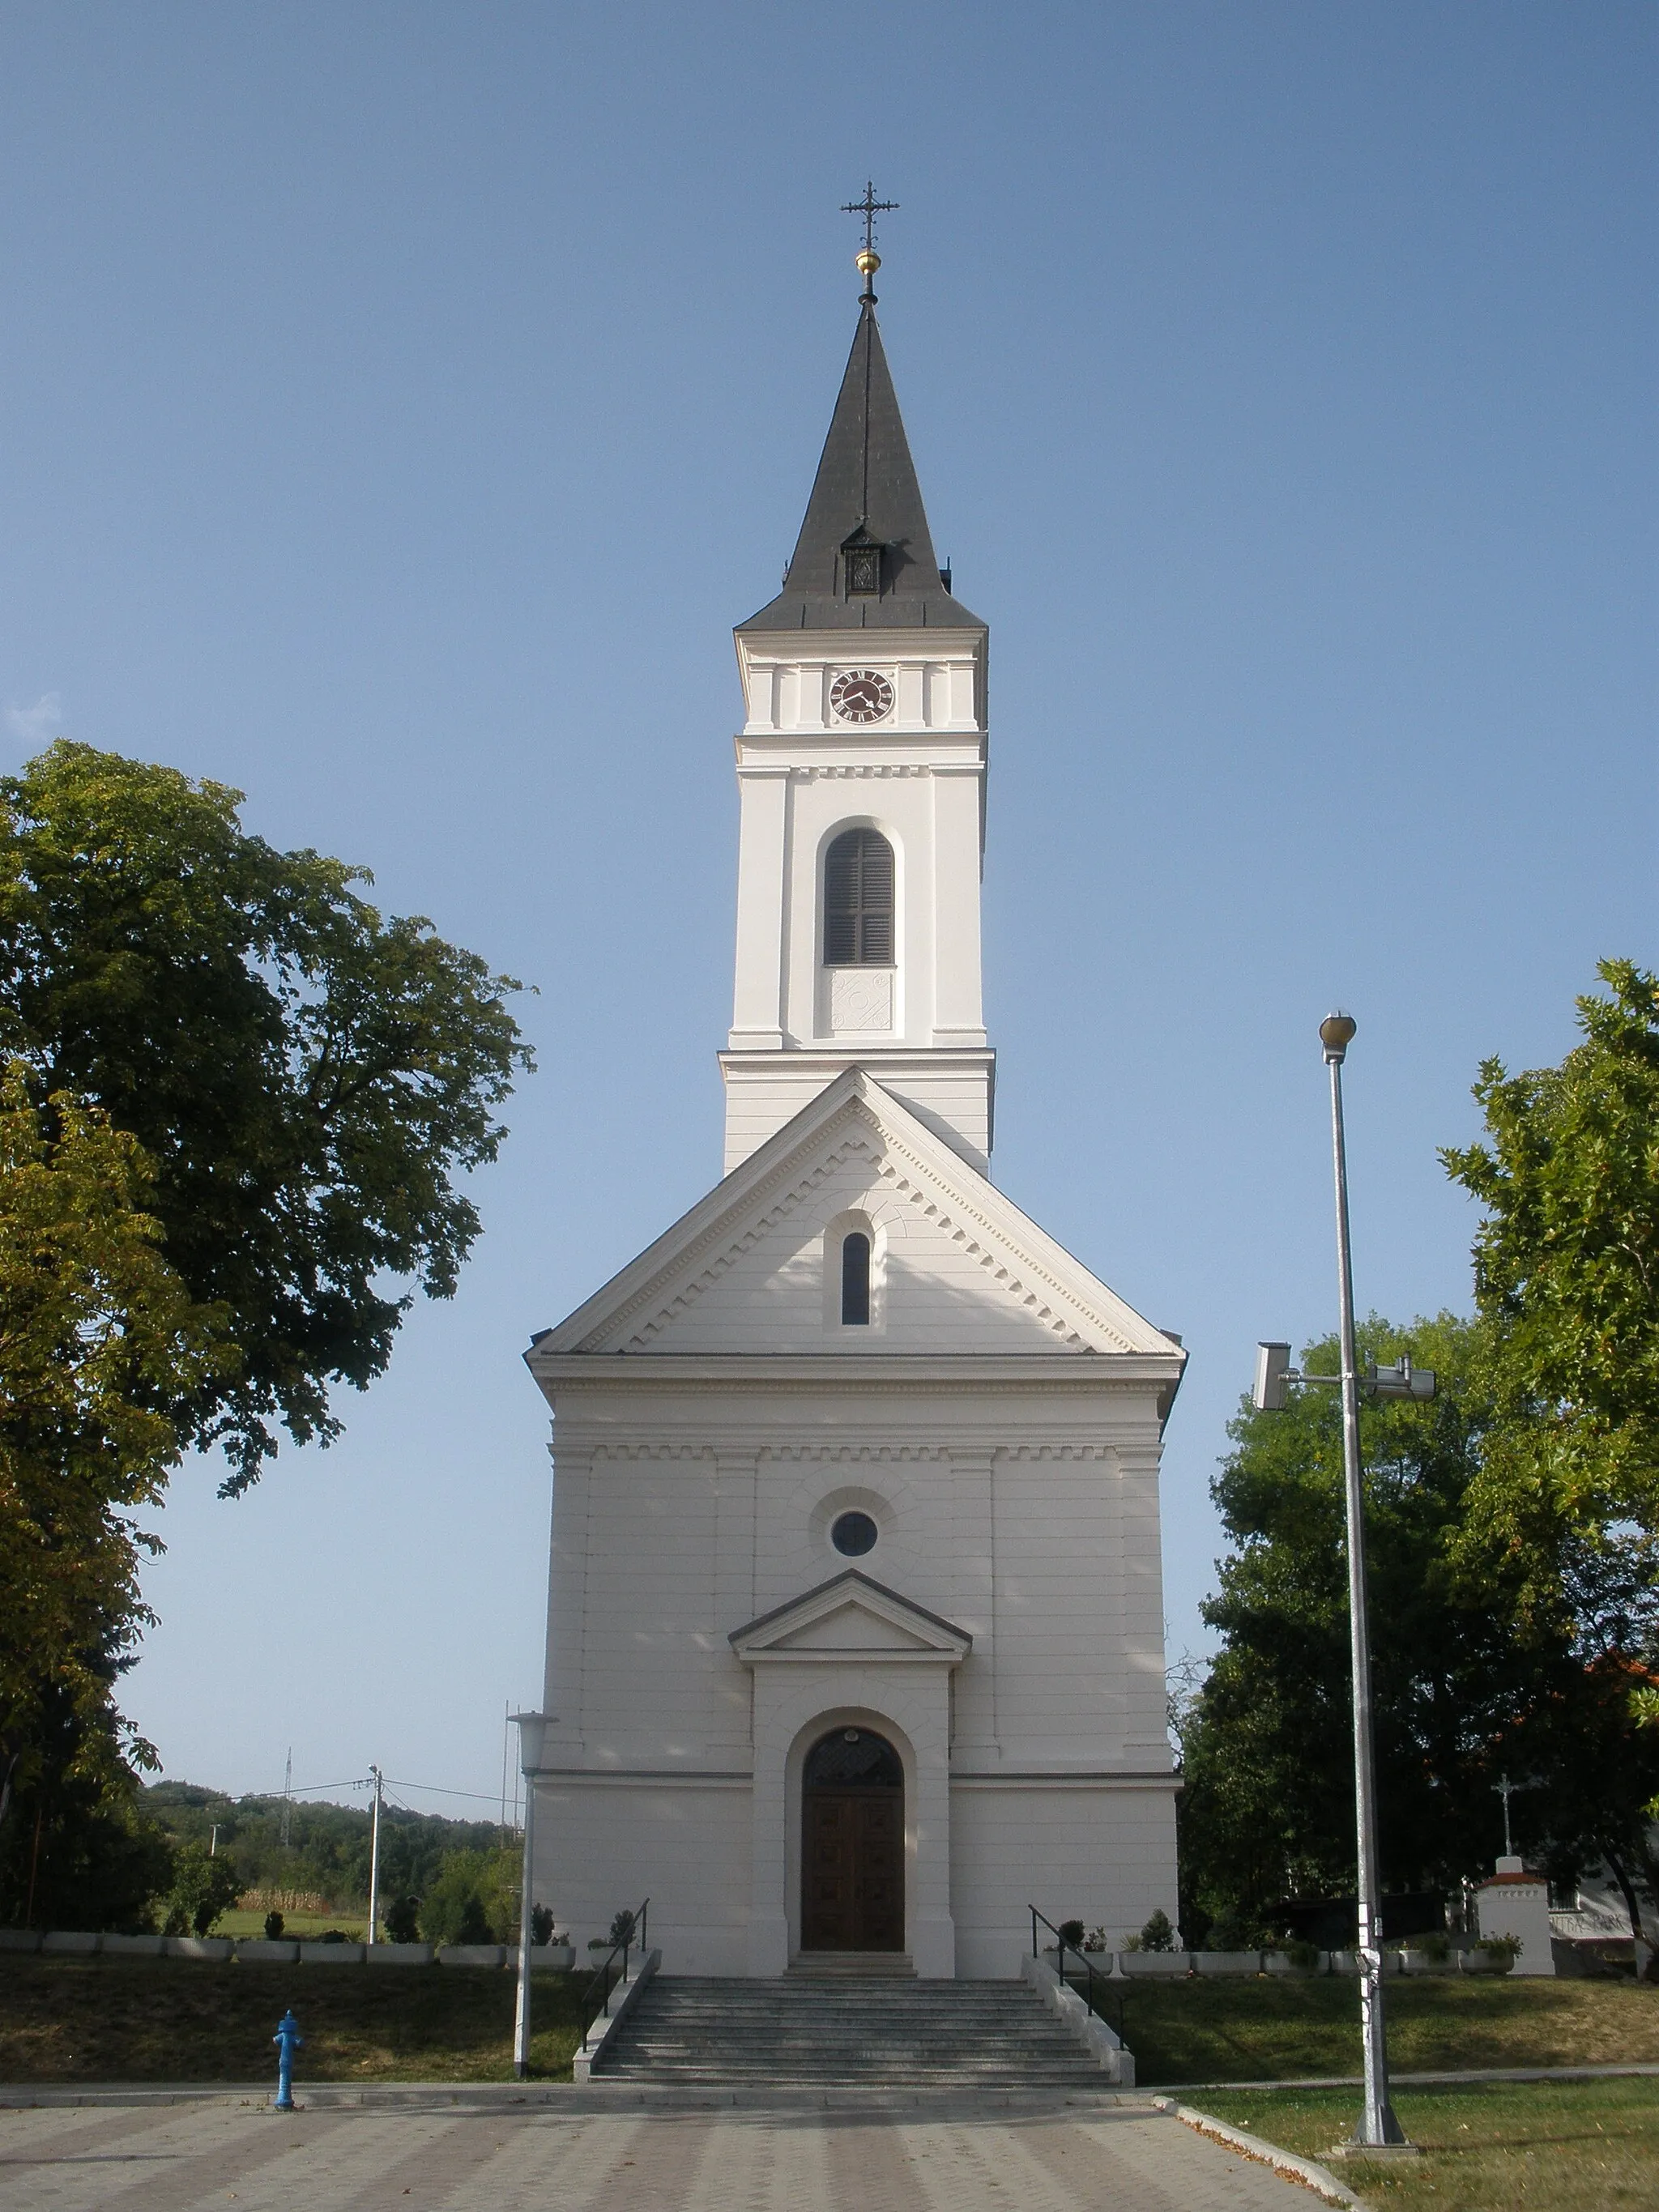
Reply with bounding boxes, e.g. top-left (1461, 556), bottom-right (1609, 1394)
top-left (2, 2), bottom-right (1652, 1820)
